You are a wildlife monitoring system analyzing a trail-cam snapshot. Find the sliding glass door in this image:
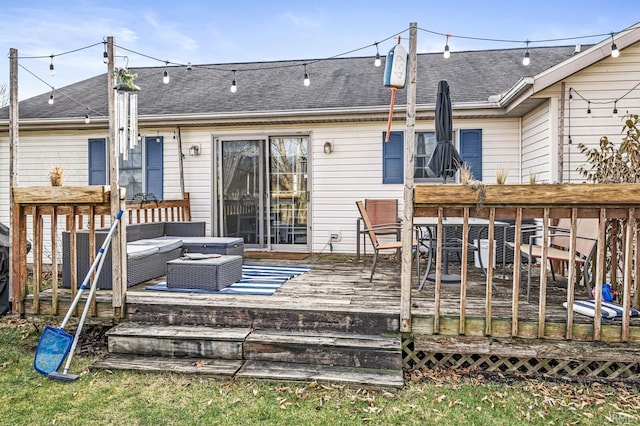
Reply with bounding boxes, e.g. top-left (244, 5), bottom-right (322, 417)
top-left (215, 136), bottom-right (308, 250)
